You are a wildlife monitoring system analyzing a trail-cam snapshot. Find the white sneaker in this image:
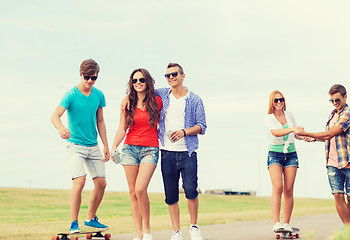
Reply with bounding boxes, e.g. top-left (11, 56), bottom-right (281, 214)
top-left (189, 225), bottom-right (202, 240)
top-left (283, 223), bottom-right (293, 232)
top-left (171, 231), bottom-right (183, 240)
top-left (272, 222), bottom-right (283, 232)
top-left (142, 233), bottom-right (152, 240)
